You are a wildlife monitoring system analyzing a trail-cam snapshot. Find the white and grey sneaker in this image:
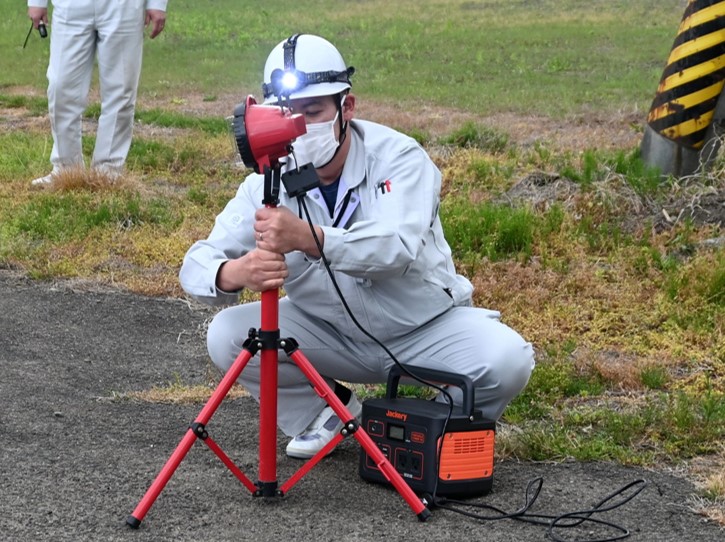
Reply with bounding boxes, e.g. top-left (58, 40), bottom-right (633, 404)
top-left (30, 166), bottom-right (68, 187)
top-left (30, 173), bottom-right (56, 186)
top-left (285, 394), bottom-right (363, 459)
